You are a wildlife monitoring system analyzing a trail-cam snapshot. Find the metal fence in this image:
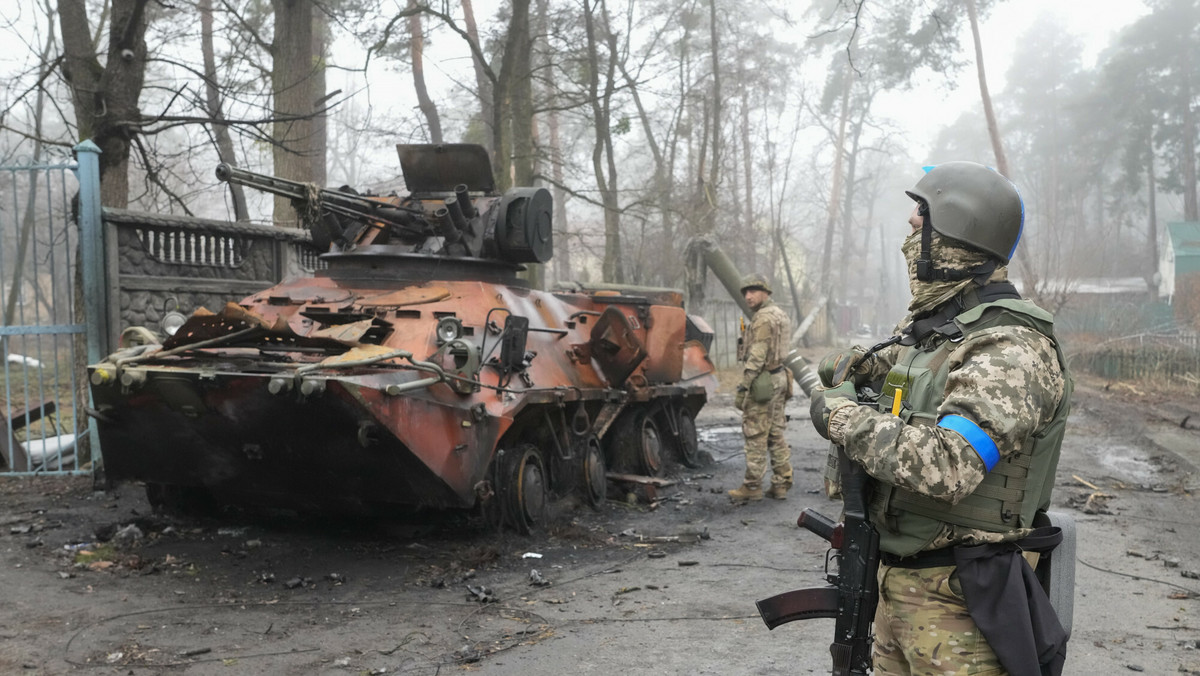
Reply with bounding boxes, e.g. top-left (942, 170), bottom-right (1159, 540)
top-left (1069, 329), bottom-right (1200, 389)
top-left (1, 142), bottom-right (105, 475)
top-left (697, 298), bottom-right (744, 369)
